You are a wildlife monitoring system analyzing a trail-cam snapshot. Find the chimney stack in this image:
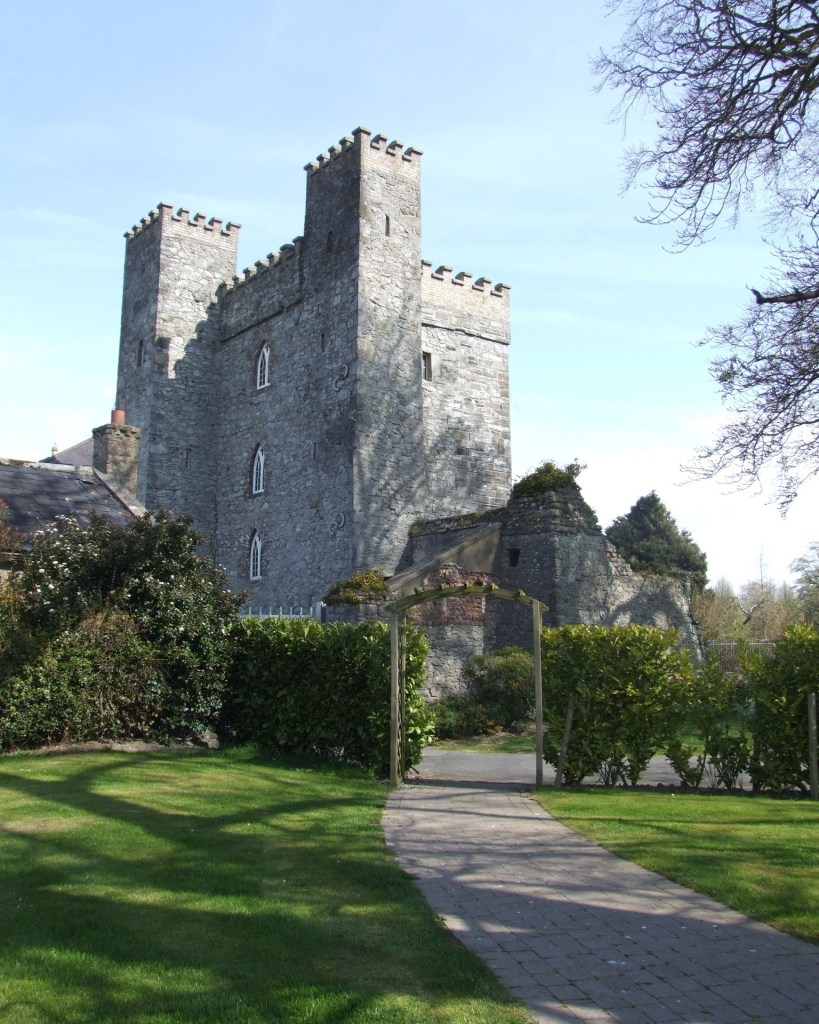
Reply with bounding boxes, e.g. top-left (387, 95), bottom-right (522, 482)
top-left (93, 410), bottom-right (140, 495)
